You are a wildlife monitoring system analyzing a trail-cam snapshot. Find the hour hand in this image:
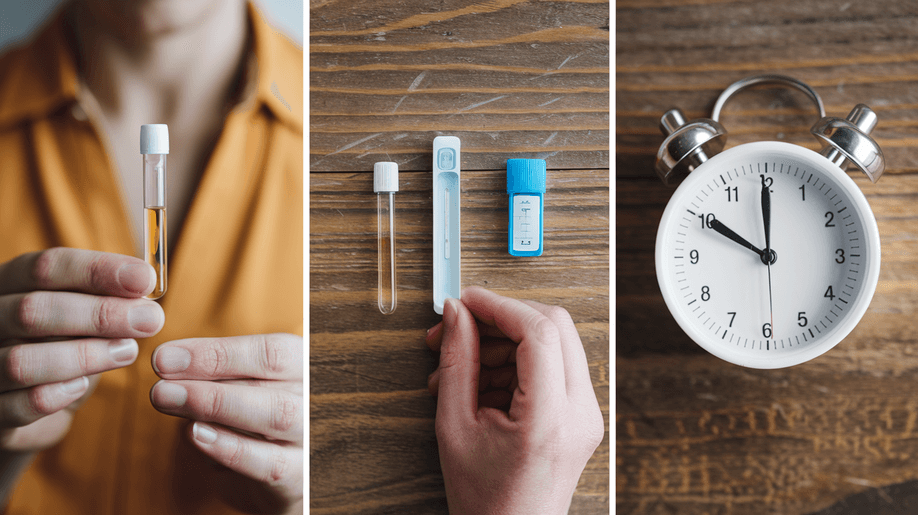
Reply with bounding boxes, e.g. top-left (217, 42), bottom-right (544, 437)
top-left (709, 218), bottom-right (767, 259)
